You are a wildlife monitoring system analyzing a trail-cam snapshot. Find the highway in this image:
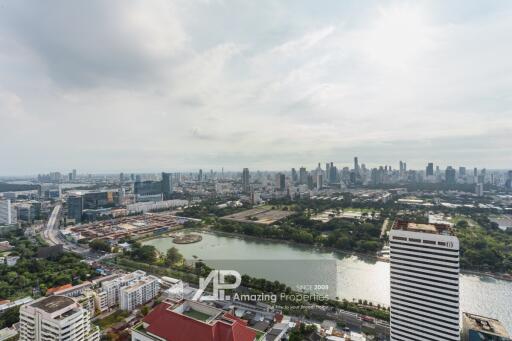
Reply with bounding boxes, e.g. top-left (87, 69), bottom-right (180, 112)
top-left (42, 203), bottom-right (89, 254)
